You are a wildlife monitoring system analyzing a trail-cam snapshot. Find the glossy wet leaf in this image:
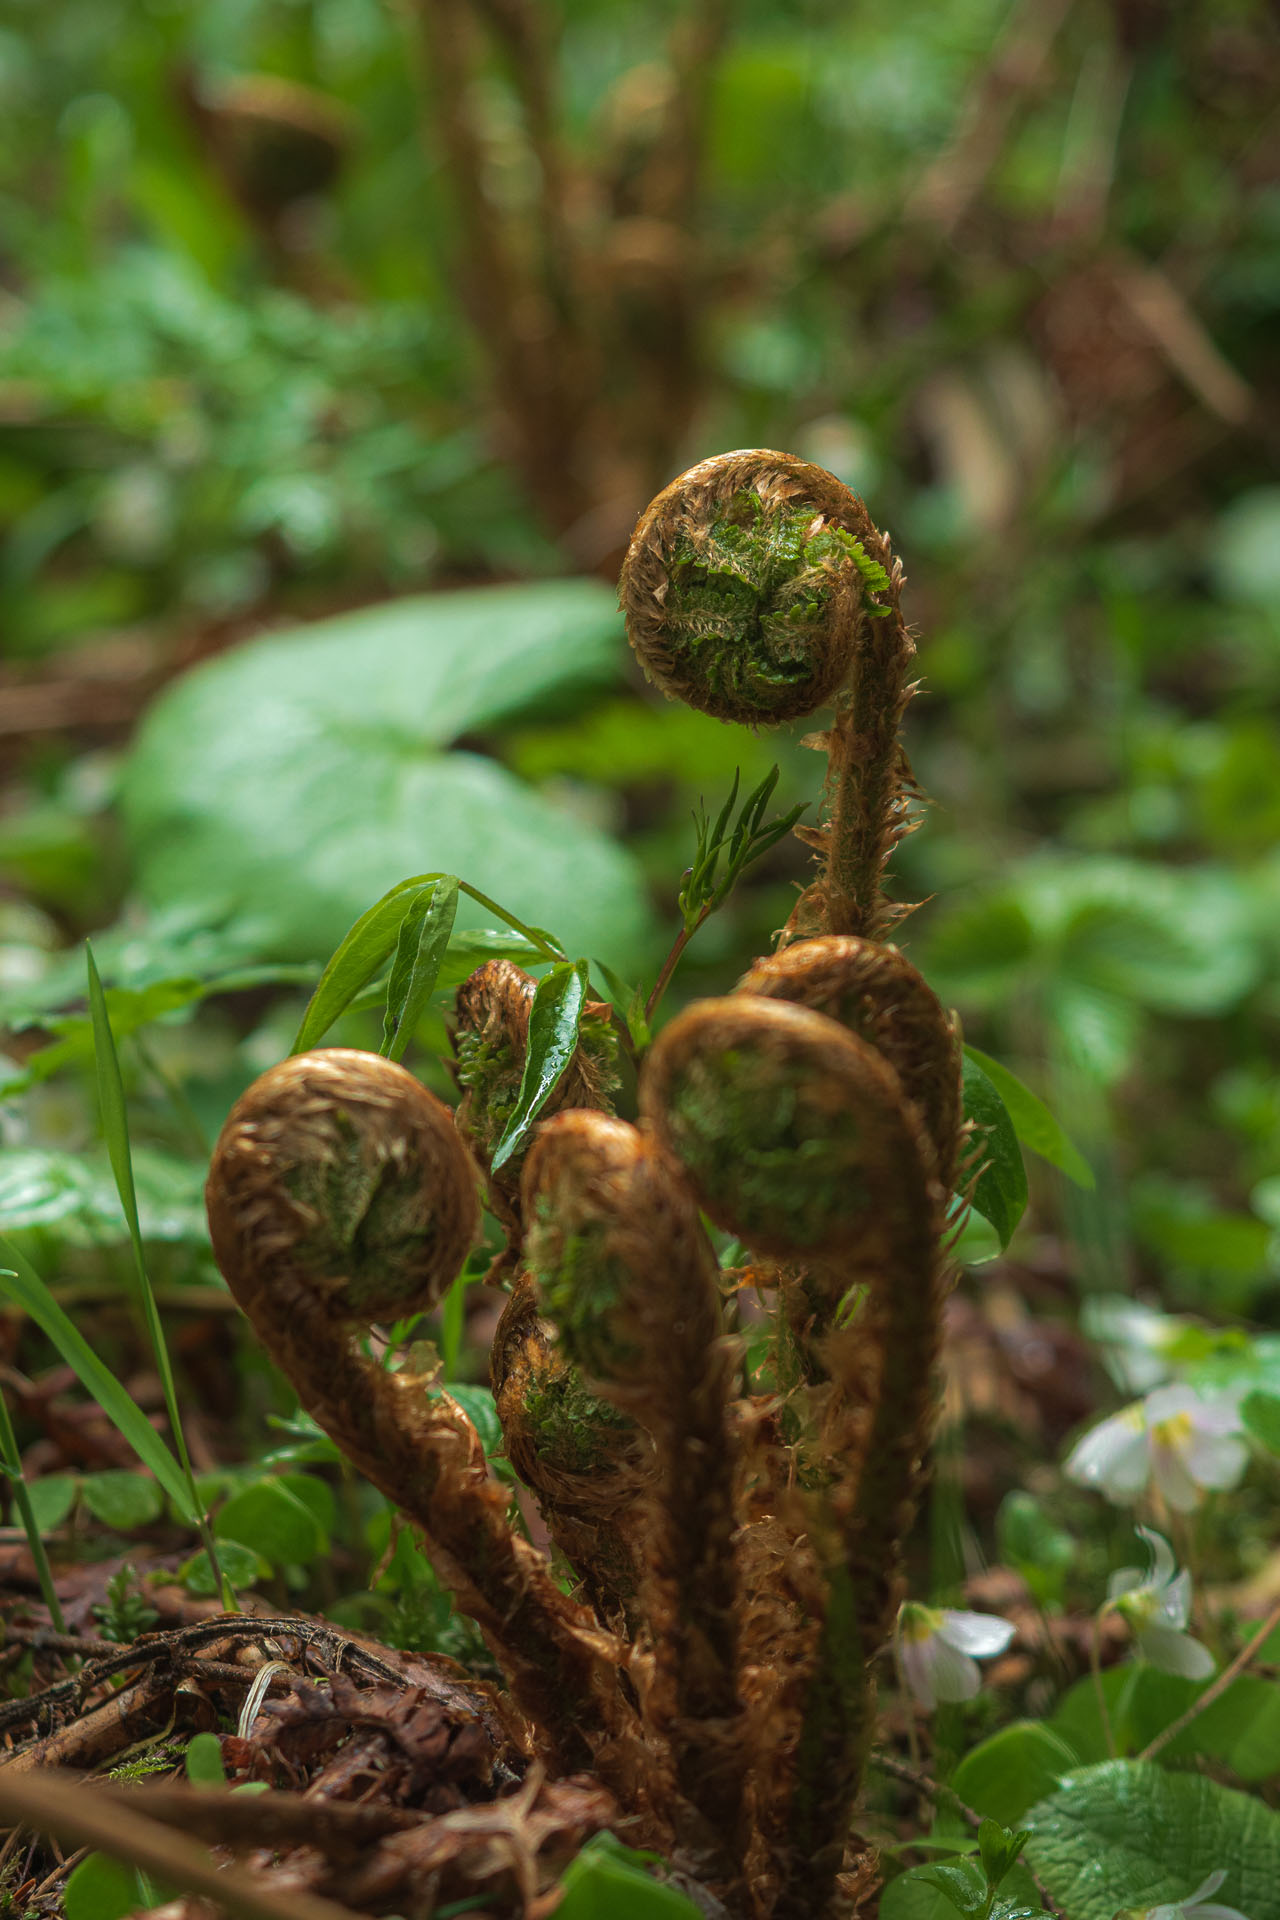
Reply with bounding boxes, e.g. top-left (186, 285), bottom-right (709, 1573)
top-left (490, 960), bottom-right (588, 1172)
top-left (1024, 1760), bottom-right (1280, 1920)
top-left (382, 873), bottom-right (458, 1060)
